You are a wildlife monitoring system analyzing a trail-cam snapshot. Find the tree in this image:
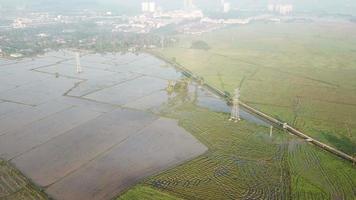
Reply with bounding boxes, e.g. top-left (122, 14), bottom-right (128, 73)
top-left (191, 40), bottom-right (210, 50)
